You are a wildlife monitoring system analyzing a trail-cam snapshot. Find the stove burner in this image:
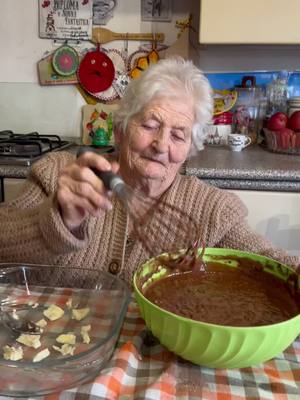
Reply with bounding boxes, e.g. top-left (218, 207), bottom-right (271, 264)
top-left (0, 131), bottom-right (72, 166)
